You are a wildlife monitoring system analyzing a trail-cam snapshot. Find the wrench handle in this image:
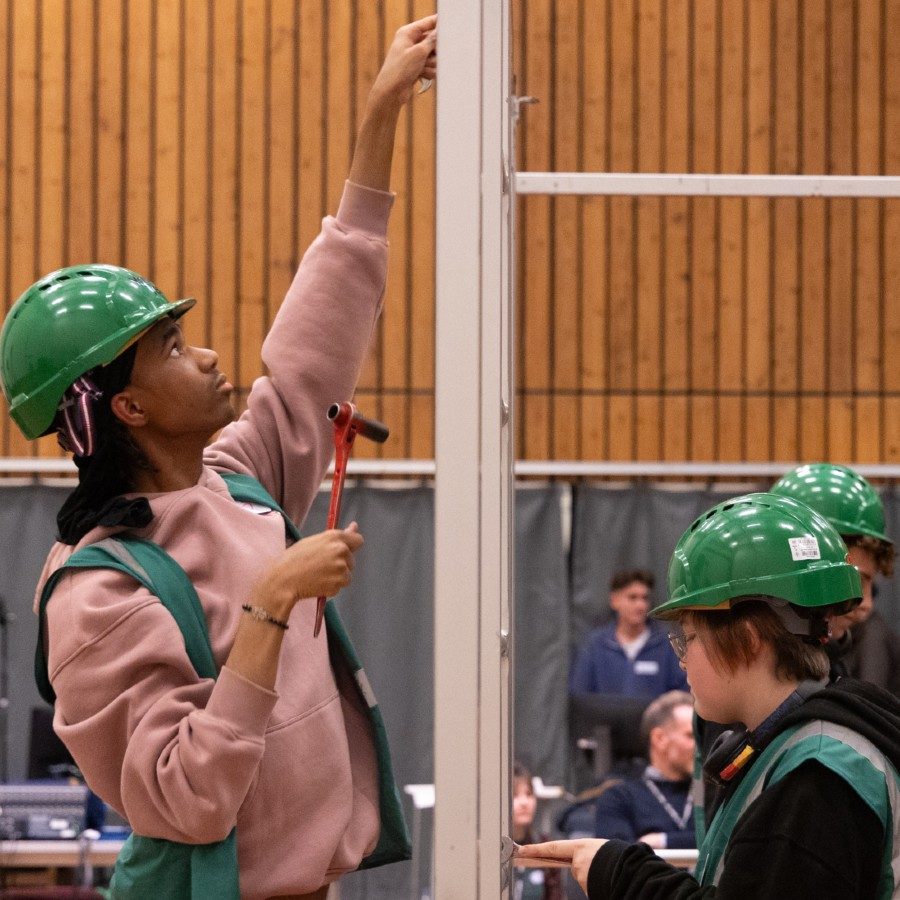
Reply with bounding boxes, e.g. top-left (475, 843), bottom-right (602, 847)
top-left (313, 431), bottom-right (353, 637)
top-left (314, 402), bottom-right (388, 636)
top-left (326, 402), bottom-right (390, 443)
